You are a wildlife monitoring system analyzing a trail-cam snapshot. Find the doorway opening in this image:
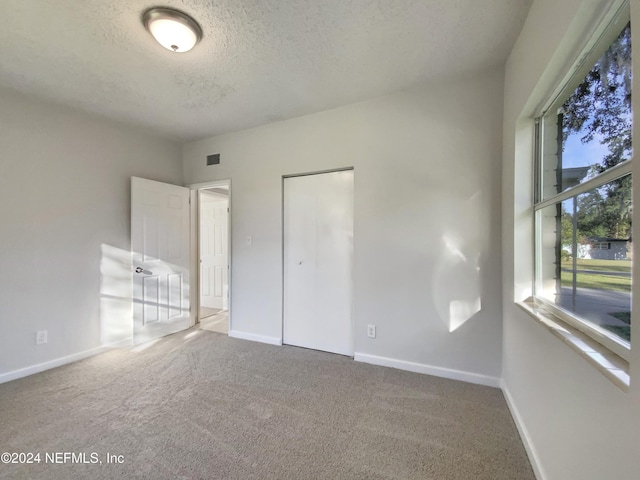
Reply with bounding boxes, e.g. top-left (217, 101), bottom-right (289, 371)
top-left (197, 182), bottom-right (230, 335)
